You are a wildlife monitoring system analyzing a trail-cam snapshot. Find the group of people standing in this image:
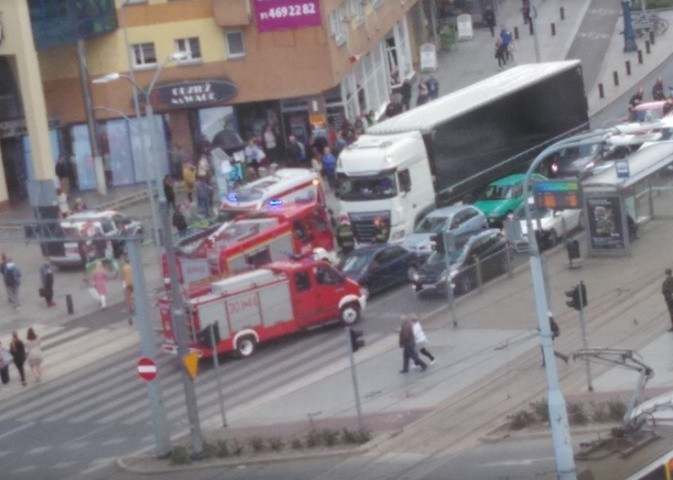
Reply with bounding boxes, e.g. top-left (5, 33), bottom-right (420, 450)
top-left (0, 327), bottom-right (43, 390)
top-left (628, 78), bottom-right (673, 121)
